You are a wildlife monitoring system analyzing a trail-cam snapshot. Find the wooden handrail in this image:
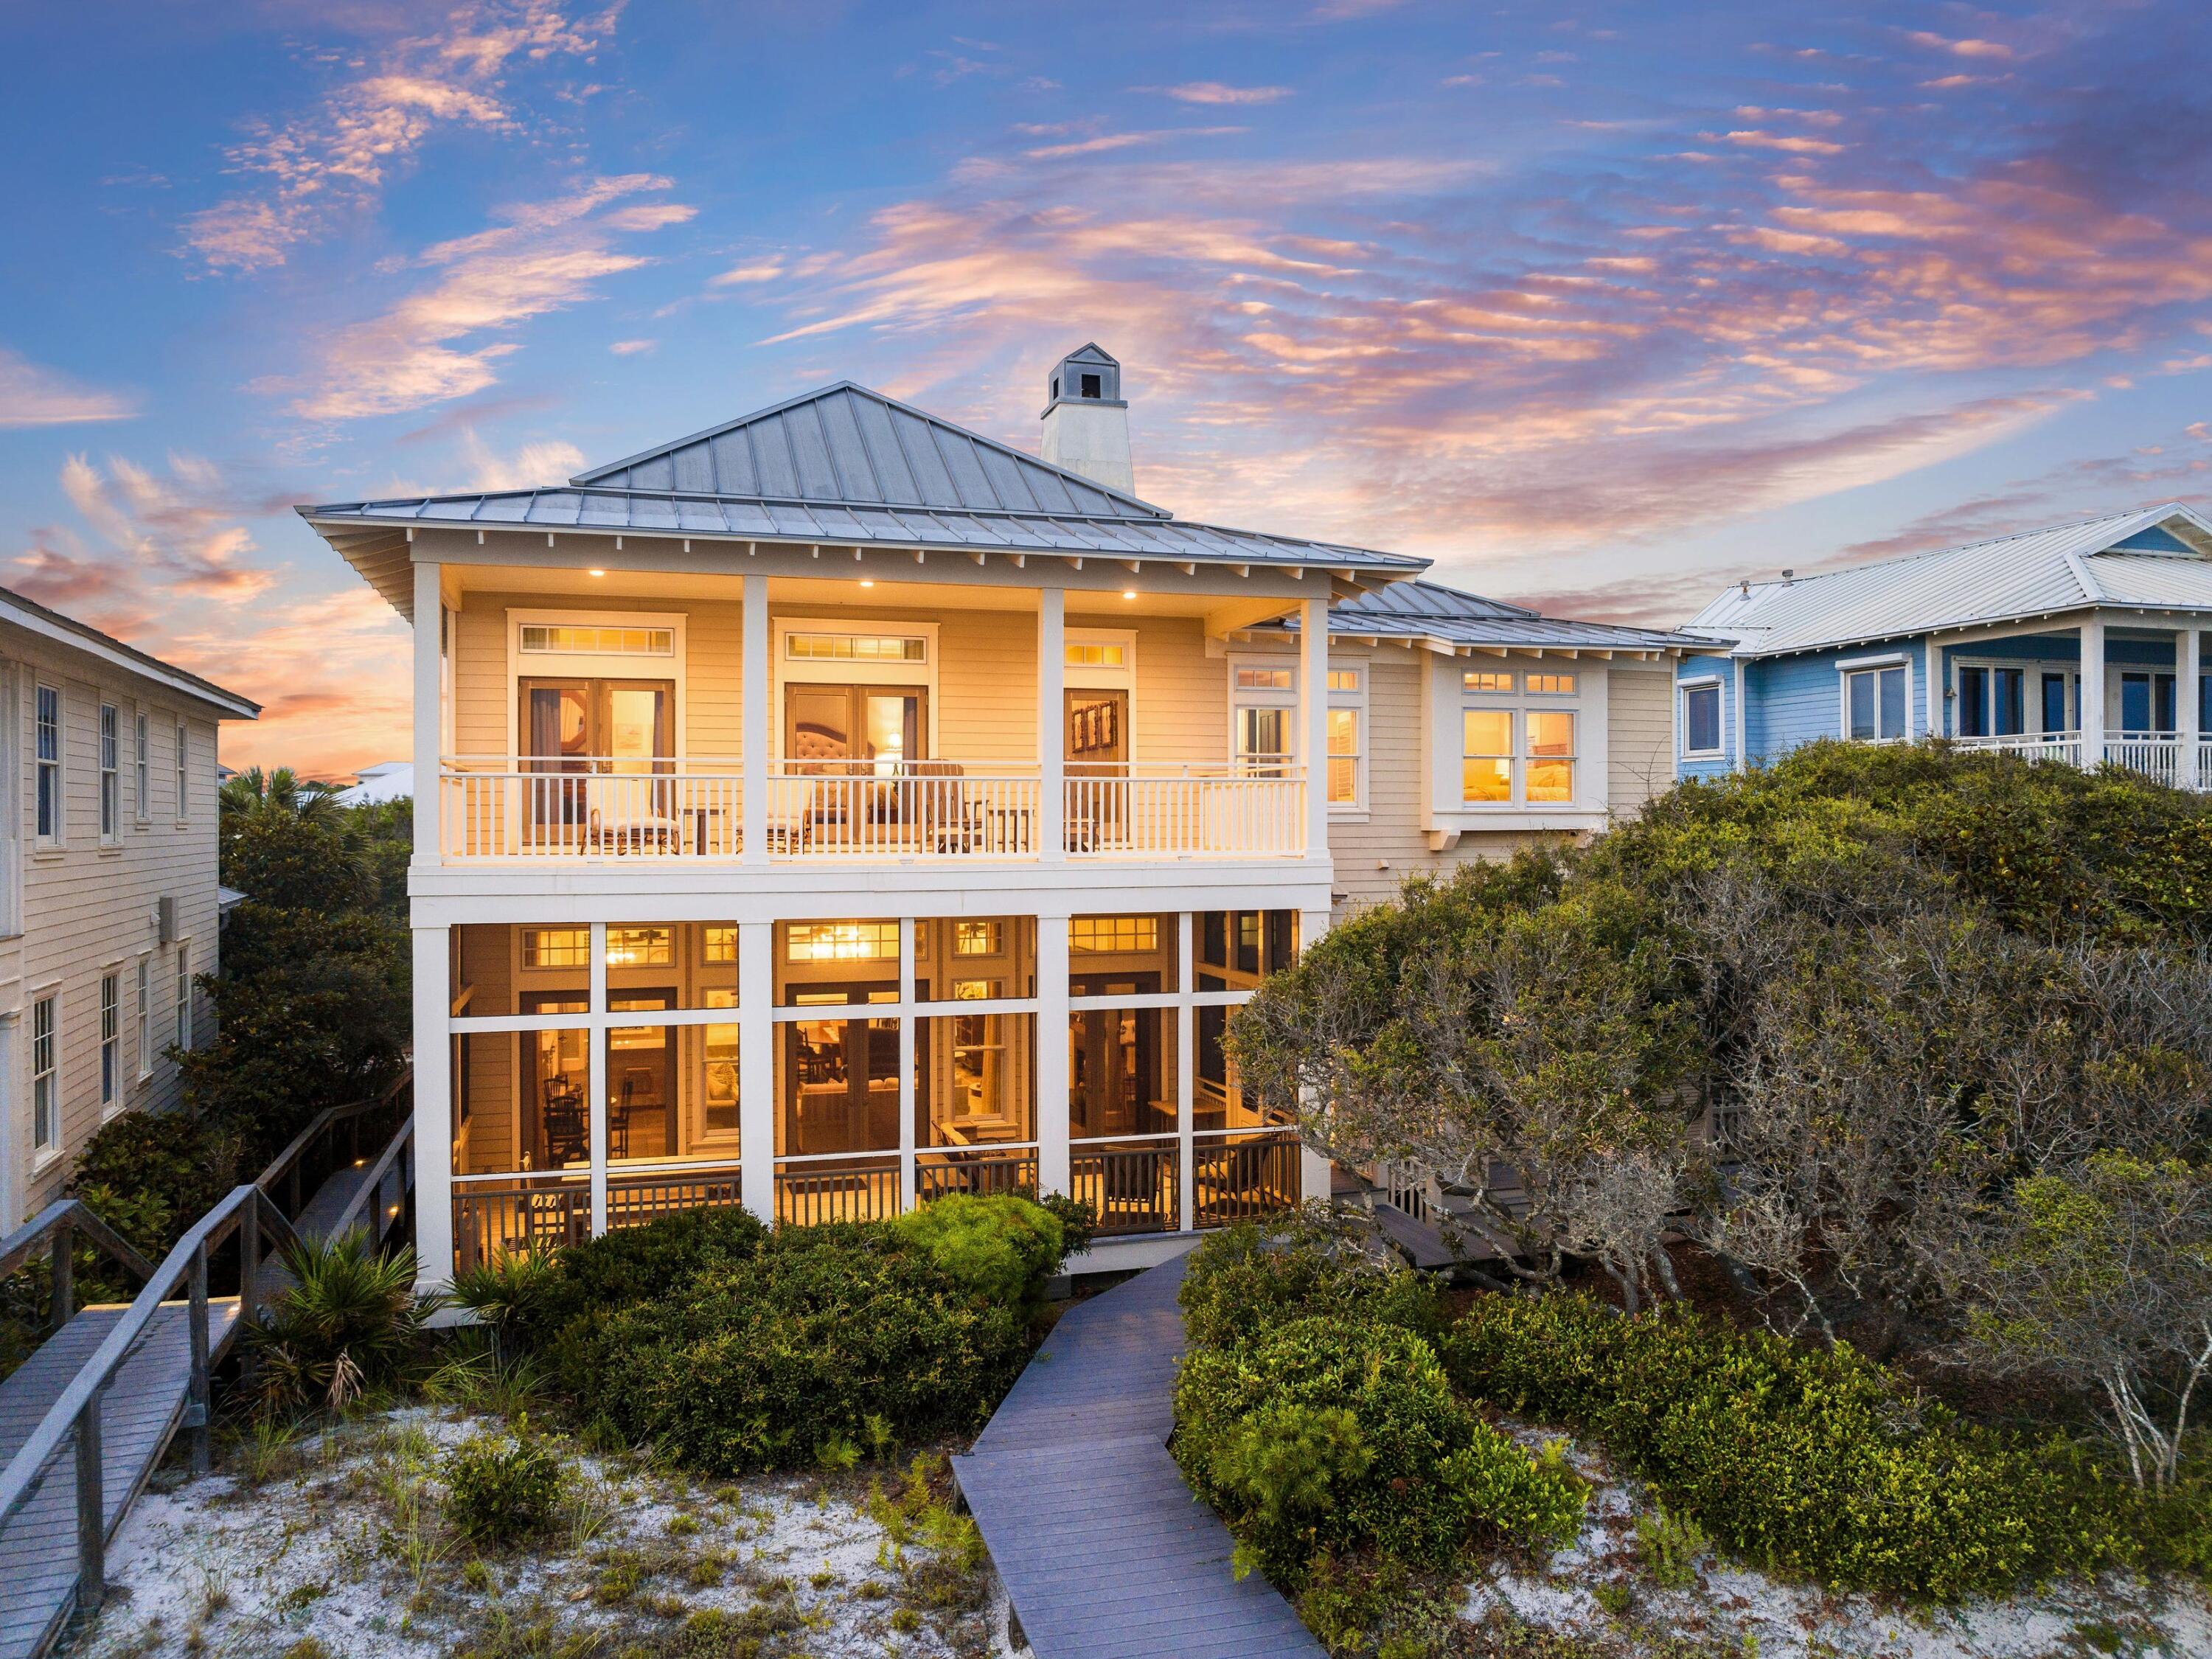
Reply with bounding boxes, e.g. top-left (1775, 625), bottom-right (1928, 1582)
top-left (327, 1115), bottom-right (415, 1242)
top-left (254, 1070), bottom-right (411, 1219)
top-left (0, 1199), bottom-right (159, 1340)
top-left (0, 1183), bottom-right (300, 1615)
